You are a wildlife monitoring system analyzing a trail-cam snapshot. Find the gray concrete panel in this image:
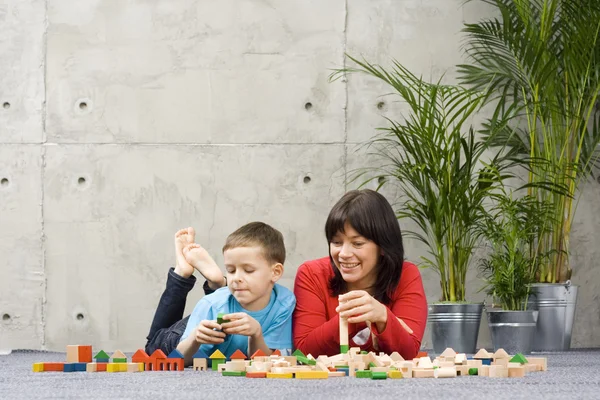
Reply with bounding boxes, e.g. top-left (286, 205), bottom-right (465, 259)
top-left (45, 0), bottom-right (346, 144)
top-left (0, 144), bottom-right (44, 349)
top-left (0, 0), bottom-right (45, 144)
top-left (43, 143), bottom-right (344, 350)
